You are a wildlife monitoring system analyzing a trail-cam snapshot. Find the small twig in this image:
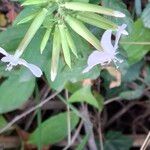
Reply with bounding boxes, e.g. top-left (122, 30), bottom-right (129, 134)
top-left (140, 131), bottom-right (150, 150)
top-left (98, 112), bottom-right (104, 150)
top-left (106, 102), bottom-right (135, 127)
top-left (66, 90), bottom-right (71, 145)
top-left (104, 97), bottom-right (121, 105)
top-left (81, 104), bottom-right (97, 150)
top-left (0, 91), bottom-right (61, 134)
top-left (63, 120), bottom-right (84, 150)
top-left (138, 77), bottom-right (150, 87)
